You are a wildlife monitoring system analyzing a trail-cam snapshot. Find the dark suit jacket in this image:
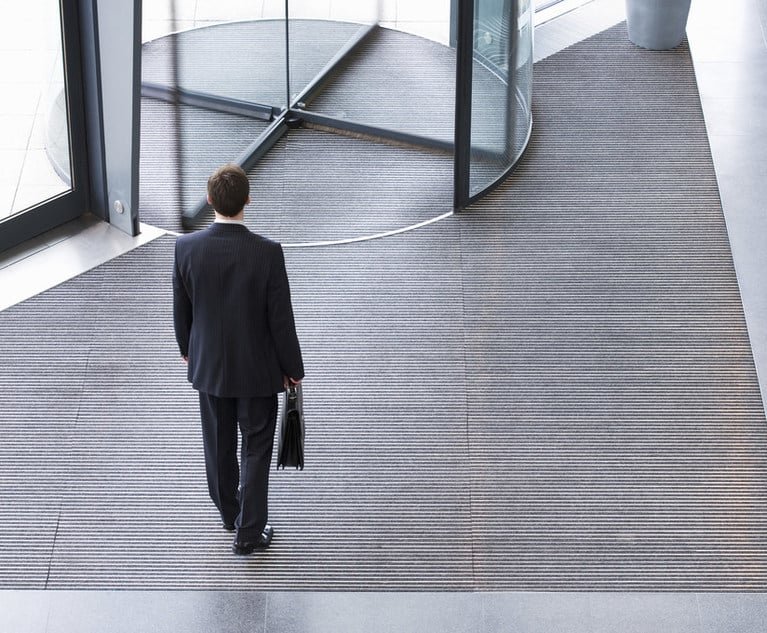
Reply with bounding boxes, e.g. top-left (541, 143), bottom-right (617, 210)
top-left (173, 222), bottom-right (304, 398)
